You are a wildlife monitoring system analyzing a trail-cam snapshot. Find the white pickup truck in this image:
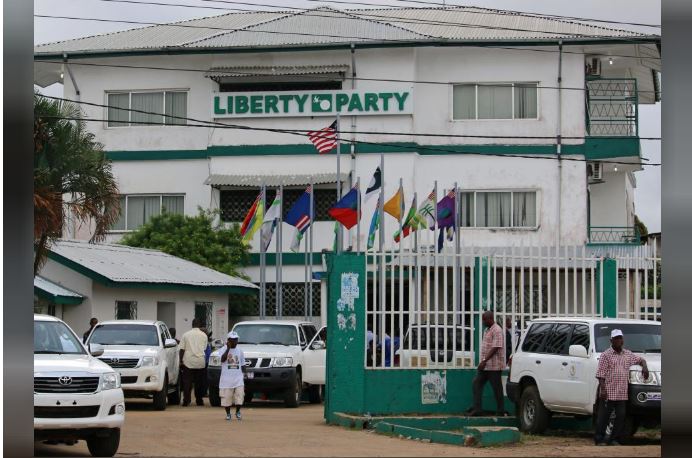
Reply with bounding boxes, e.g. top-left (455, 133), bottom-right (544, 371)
top-left (506, 318), bottom-right (661, 440)
top-left (86, 320), bottom-right (180, 410)
top-left (207, 320), bottom-right (326, 407)
top-left (34, 314), bottom-right (125, 457)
